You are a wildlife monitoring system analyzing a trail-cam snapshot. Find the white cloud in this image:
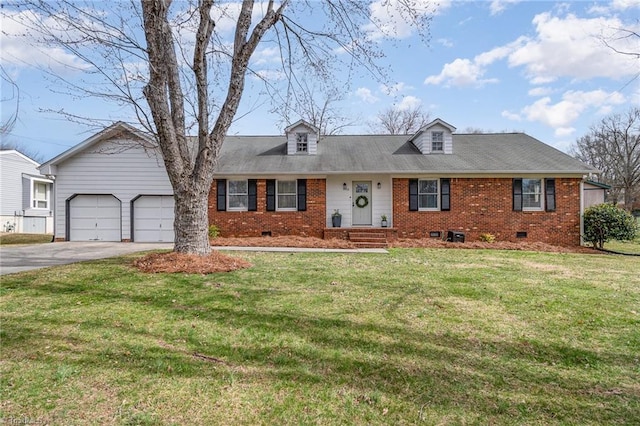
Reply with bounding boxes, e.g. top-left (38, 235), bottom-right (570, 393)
top-left (528, 87), bottom-right (553, 97)
top-left (501, 110), bottom-right (521, 121)
top-left (517, 89), bottom-right (626, 129)
top-left (507, 12), bottom-right (639, 82)
top-left (0, 10), bottom-right (92, 72)
top-left (436, 38), bottom-right (454, 48)
top-left (555, 127), bottom-right (576, 137)
top-left (397, 96), bottom-right (422, 110)
top-left (355, 87), bottom-right (379, 104)
top-left (424, 58), bottom-right (499, 87)
top-left (489, 0), bottom-right (521, 16)
top-left (364, 0), bottom-right (451, 40)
